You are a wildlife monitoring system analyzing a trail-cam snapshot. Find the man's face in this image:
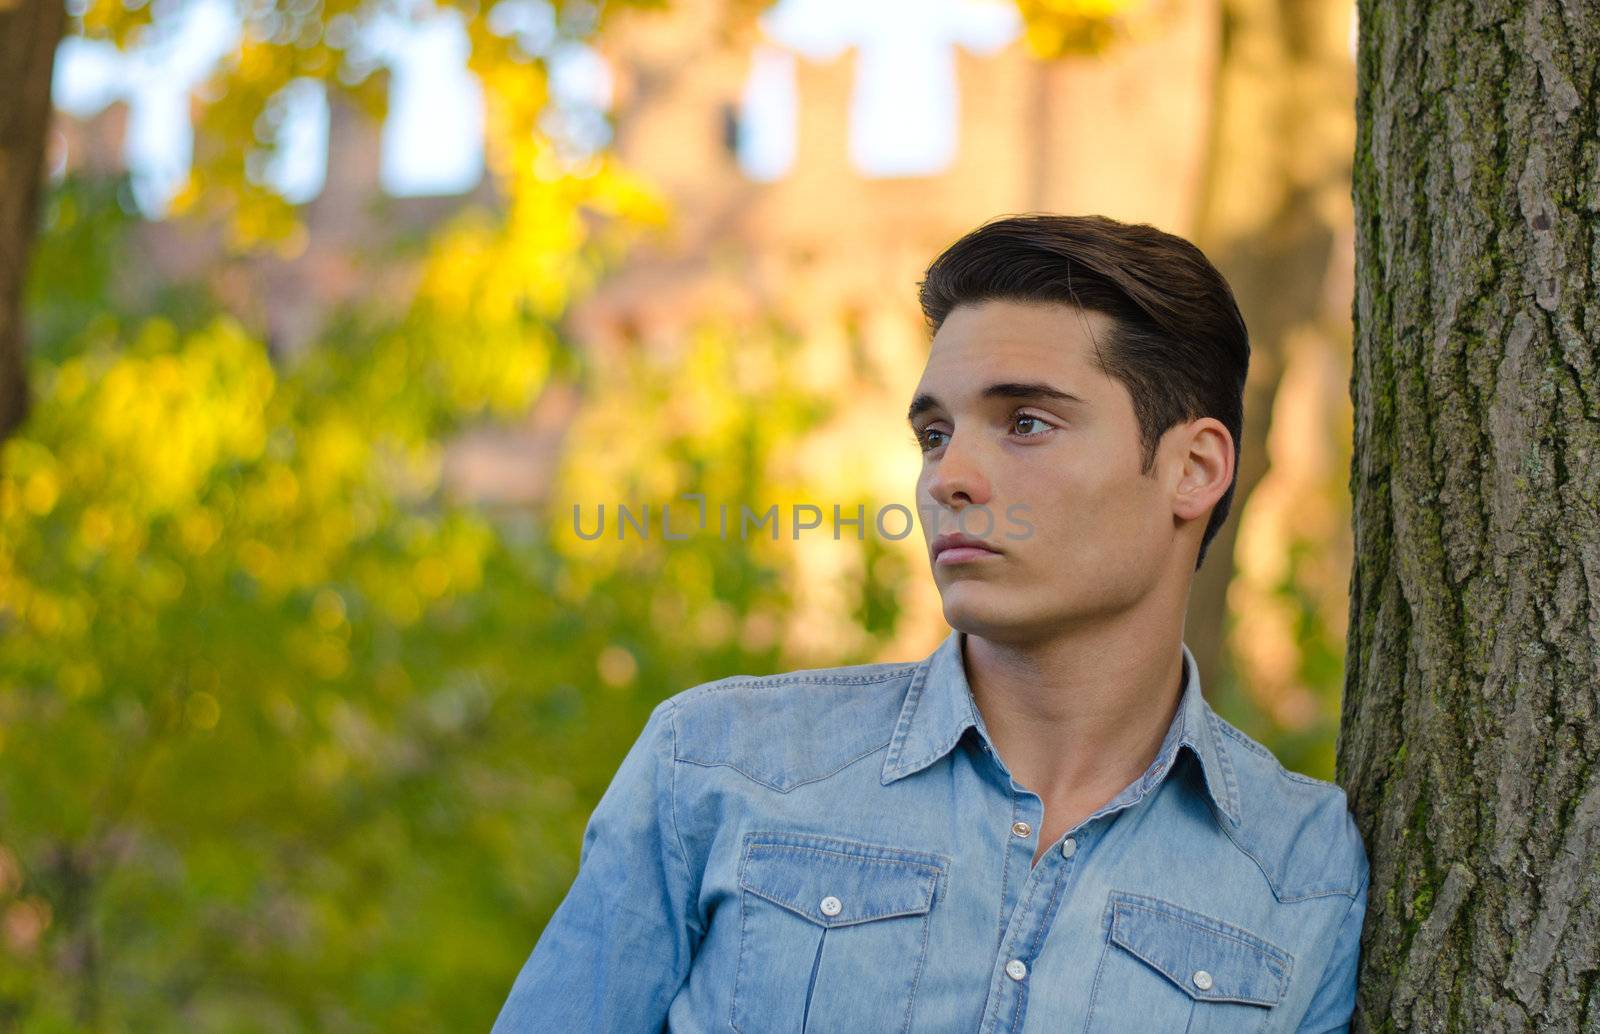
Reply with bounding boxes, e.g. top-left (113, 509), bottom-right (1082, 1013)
top-left (908, 299), bottom-right (1189, 640)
